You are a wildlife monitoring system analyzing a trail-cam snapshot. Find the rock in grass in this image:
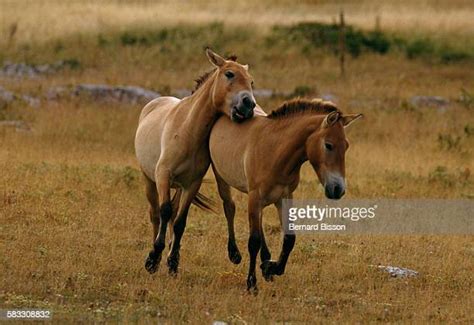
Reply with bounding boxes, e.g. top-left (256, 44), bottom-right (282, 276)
top-left (0, 120), bottom-right (31, 131)
top-left (20, 95), bottom-right (41, 108)
top-left (0, 60), bottom-right (79, 78)
top-left (253, 88), bottom-right (275, 98)
top-left (47, 84), bottom-right (160, 104)
top-left (172, 88), bottom-right (277, 99)
top-left (173, 88), bottom-right (192, 98)
top-left (410, 96), bottom-right (449, 108)
top-left (373, 265), bottom-right (419, 278)
top-left (0, 86), bottom-right (40, 108)
top-left (0, 86), bottom-right (15, 103)
top-left (320, 93), bottom-right (338, 103)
